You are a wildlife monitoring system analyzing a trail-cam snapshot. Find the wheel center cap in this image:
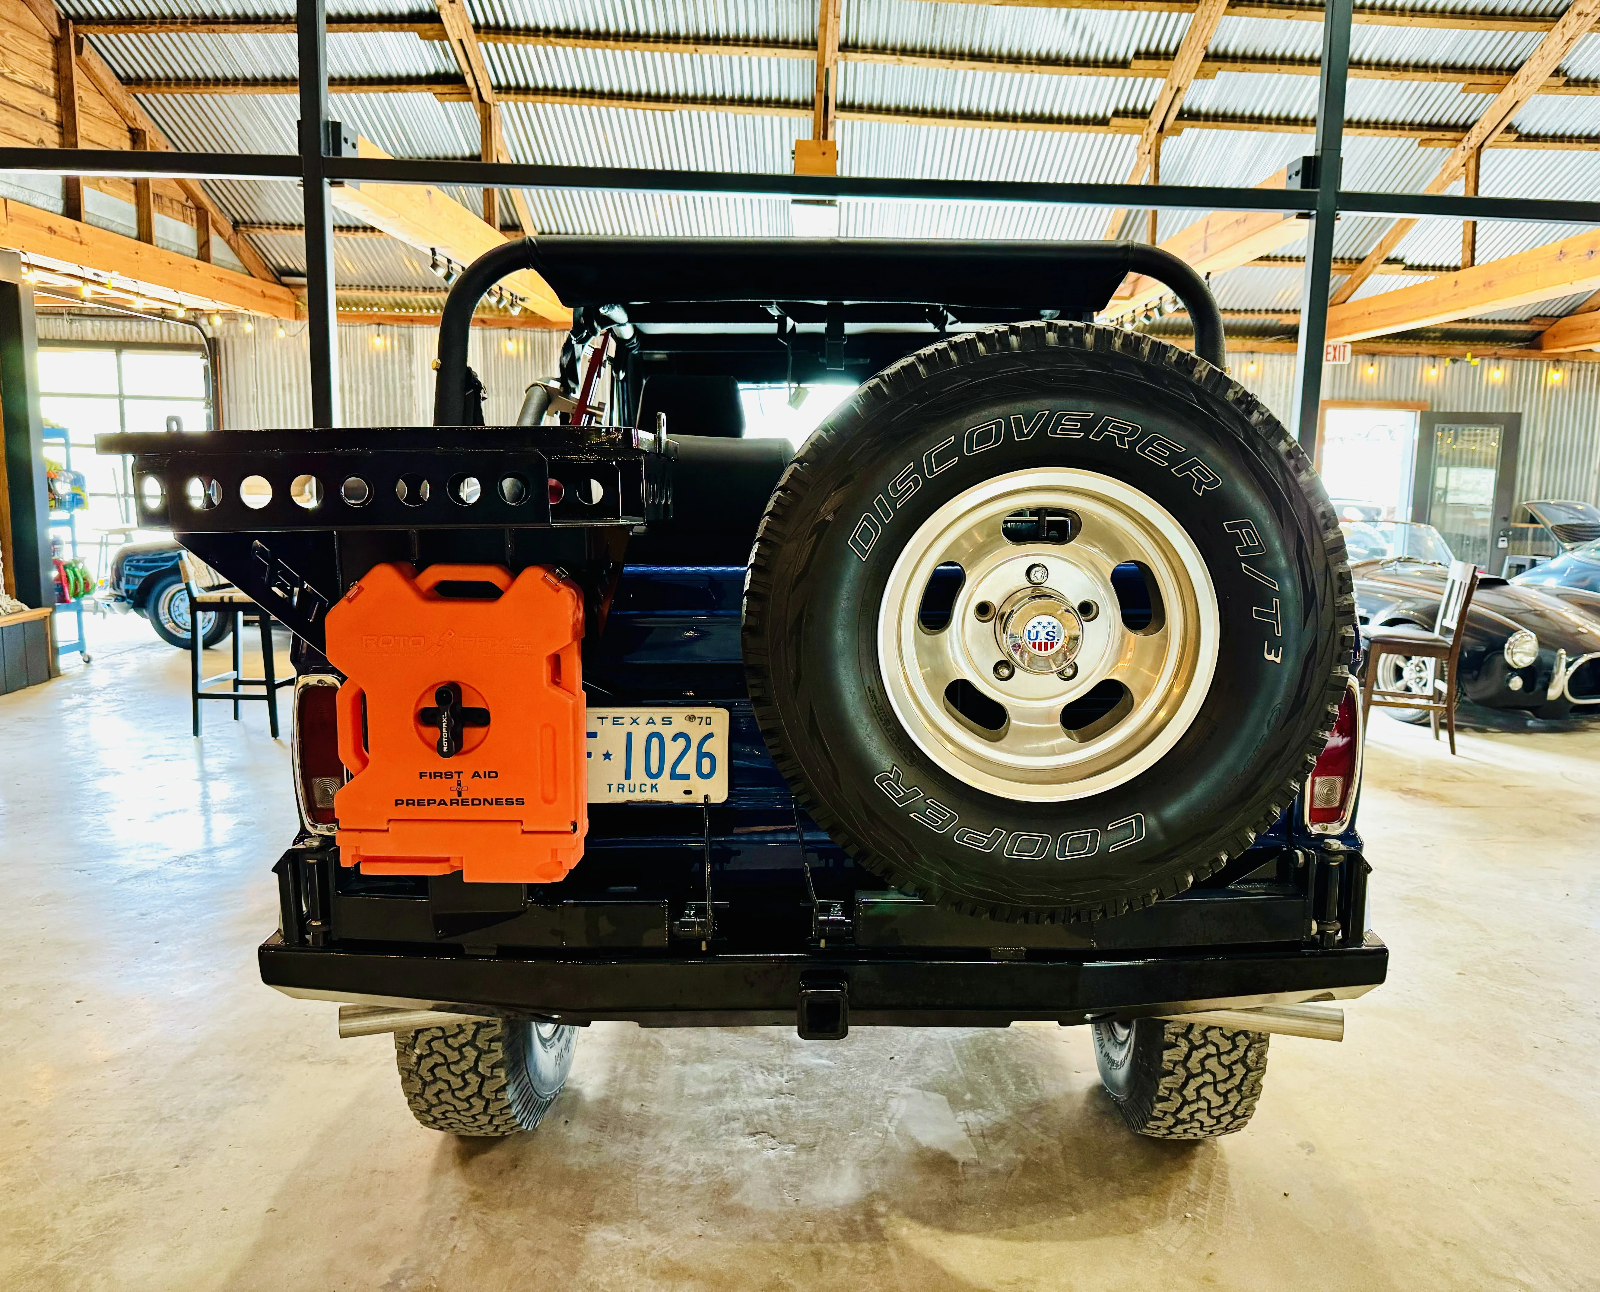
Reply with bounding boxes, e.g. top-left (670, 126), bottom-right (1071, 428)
top-left (996, 587), bottom-right (1083, 674)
